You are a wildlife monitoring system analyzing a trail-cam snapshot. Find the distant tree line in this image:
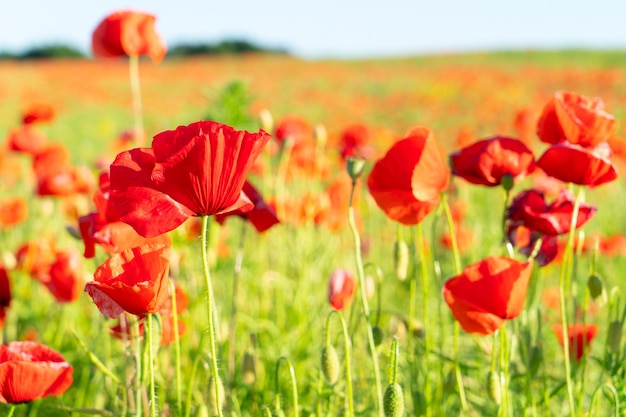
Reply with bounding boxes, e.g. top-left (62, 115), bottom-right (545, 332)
top-left (0, 39), bottom-right (288, 60)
